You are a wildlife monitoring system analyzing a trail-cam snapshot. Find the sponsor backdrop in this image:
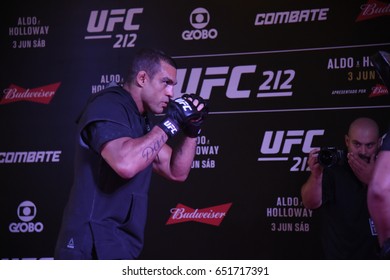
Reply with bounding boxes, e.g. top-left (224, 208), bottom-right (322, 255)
top-left (1, 0), bottom-right (390, 260)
